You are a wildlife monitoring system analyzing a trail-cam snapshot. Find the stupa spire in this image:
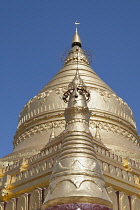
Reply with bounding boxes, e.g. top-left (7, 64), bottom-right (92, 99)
top-left (42, 71), bottom-right (112, 210)
top-left (64, 23), bottom-right (90, 66)
top-left (72, 21), bottom-right (82, 47)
